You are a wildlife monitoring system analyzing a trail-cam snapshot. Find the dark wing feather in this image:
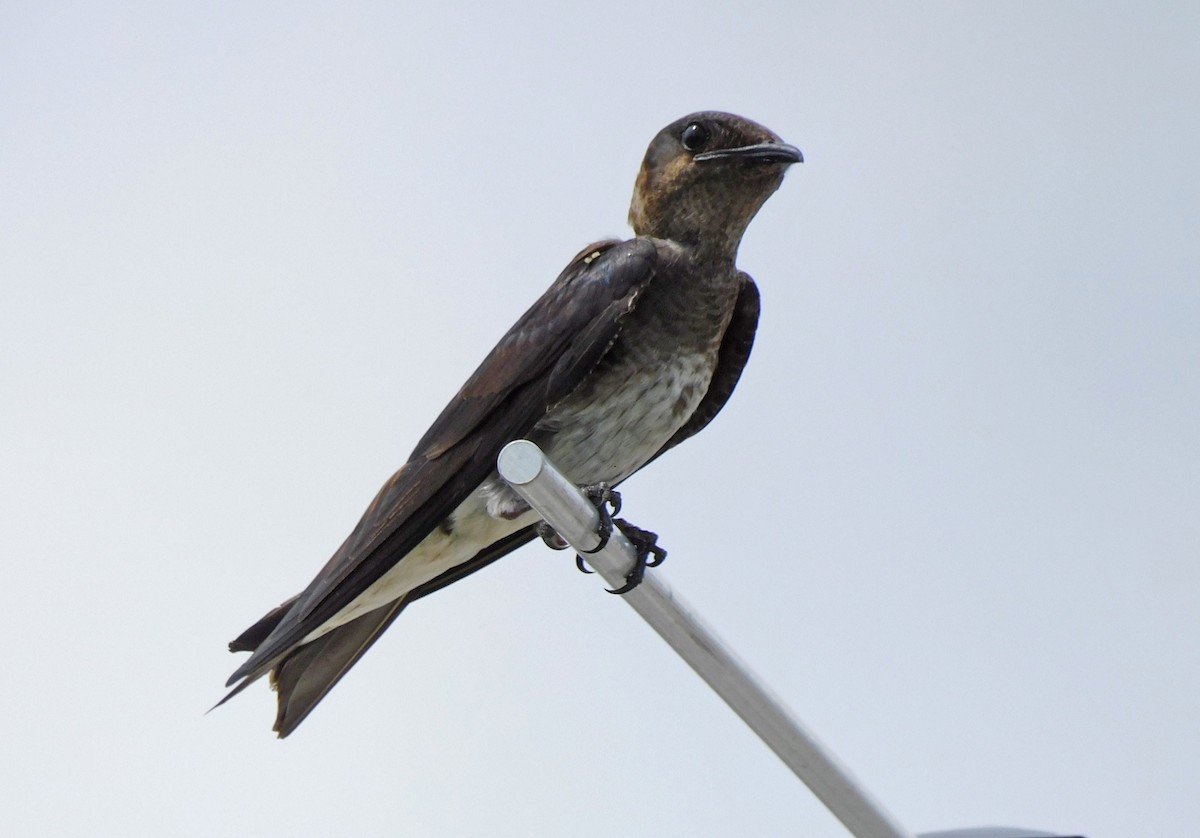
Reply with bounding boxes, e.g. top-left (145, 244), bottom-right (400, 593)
top-left (226, 238), bottom-right (657, 688)
top-left (367, 276), bottom-right (759, 614)
top-left (230, 270), bottom-right (756, 735)
top-left (228, 595), bottom-right (299, 653)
